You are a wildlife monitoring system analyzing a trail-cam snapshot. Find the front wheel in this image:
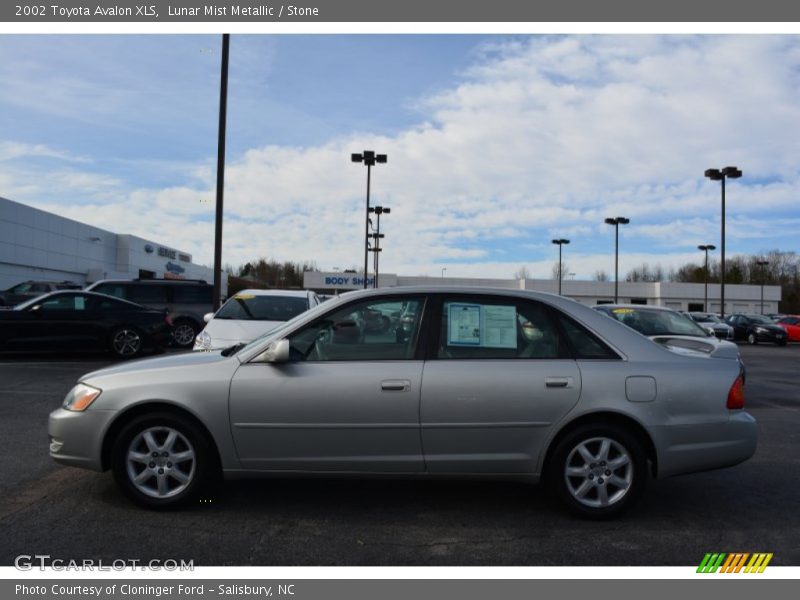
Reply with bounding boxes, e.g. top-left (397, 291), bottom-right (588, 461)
top-left (111, 413), bottom-right (215, 509)
top-left (546, 423), bottom-right (647, 518)
top-left (747, 332), bottom-right (758, 345)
